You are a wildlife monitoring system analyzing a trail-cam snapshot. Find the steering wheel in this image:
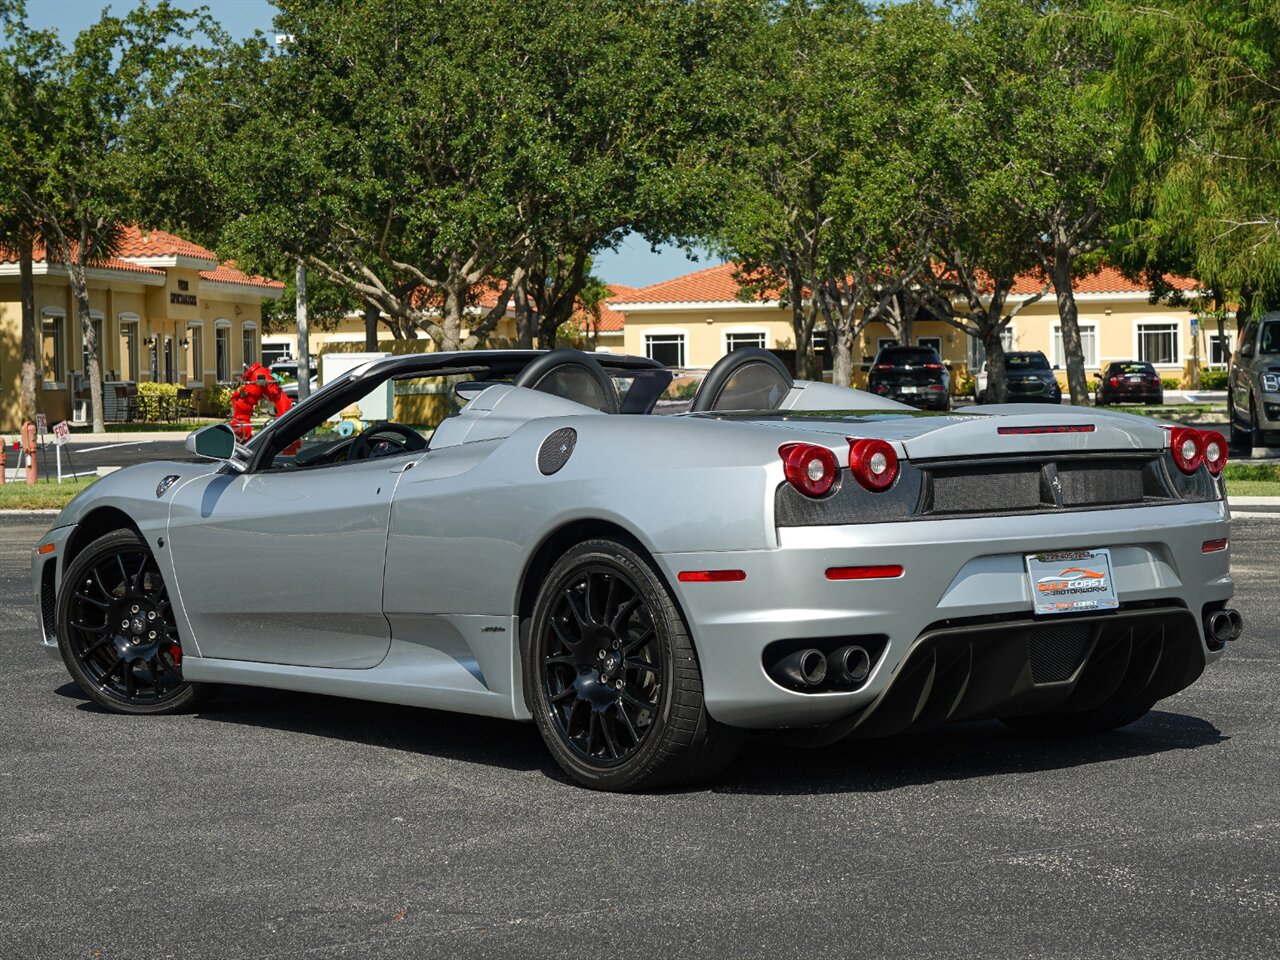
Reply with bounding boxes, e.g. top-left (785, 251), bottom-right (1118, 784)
top-left (347, 422), bottom-right (428, 461)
